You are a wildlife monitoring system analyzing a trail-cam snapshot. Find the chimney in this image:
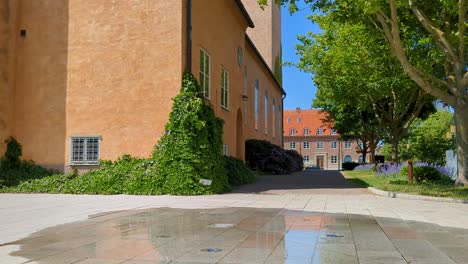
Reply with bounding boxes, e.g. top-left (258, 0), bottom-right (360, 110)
top-left (296, 107), bottom-right (301, 113)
